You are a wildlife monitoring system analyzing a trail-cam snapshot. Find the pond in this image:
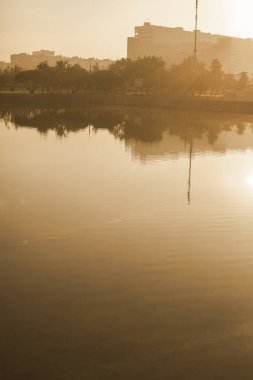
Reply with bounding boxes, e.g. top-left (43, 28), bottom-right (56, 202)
top-left (1, 107), bottom-right (253, 379)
